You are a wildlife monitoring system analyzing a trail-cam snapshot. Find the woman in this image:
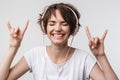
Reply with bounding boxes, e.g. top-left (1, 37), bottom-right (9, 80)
top-left (0, 3), bottom-right (118, 80)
